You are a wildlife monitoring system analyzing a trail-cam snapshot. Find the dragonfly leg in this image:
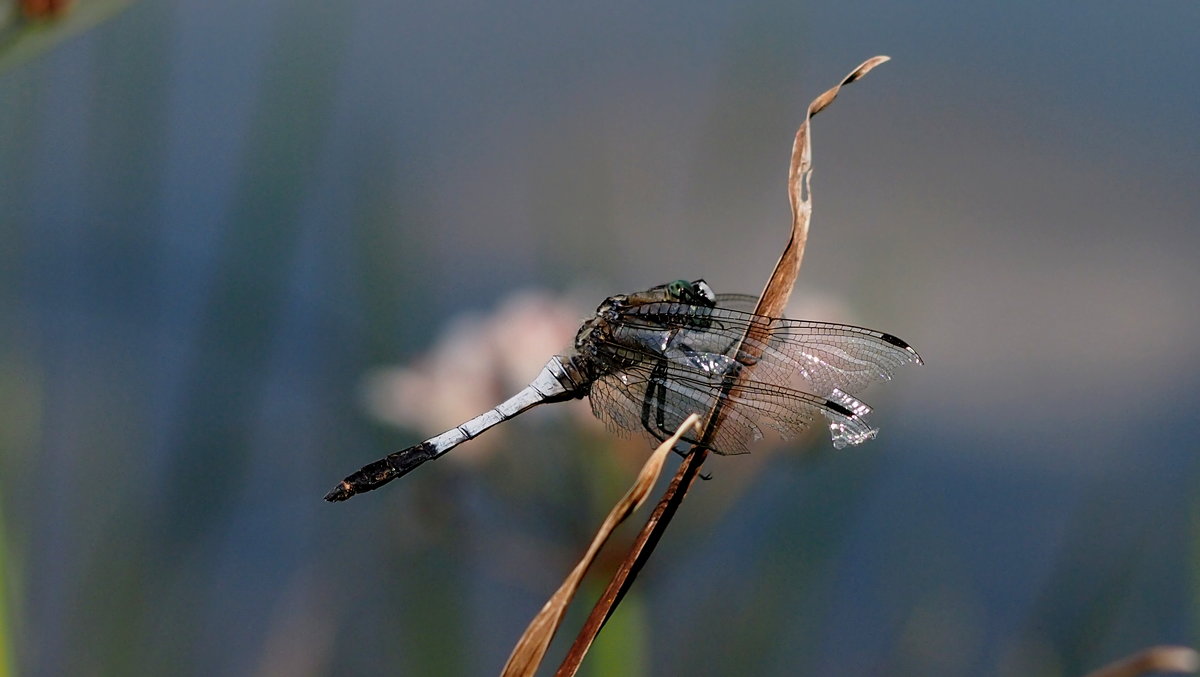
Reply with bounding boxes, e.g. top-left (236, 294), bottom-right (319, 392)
top-left (635, 358), bottom-right (715, 480)
top-left (664, 443), bottom-right (712, 480)
top-left (639, 360), bottom-right (672, 445)
top-left (654, 378), bottom-right (669, 433)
